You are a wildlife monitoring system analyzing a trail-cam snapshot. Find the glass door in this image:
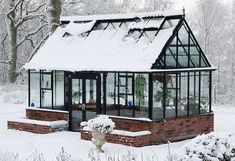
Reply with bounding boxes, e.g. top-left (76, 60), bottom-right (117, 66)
top-left (71, 79), bottom-right (83, 131)
top-left (85, 79), bottom-right (97, 121)
top-left (71, 78), bottom-right (97, 131)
